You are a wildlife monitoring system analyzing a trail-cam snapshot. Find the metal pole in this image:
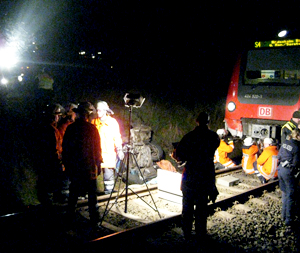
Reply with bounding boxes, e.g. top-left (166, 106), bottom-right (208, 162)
top-left (124, 105), bottom-right (132, 213)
